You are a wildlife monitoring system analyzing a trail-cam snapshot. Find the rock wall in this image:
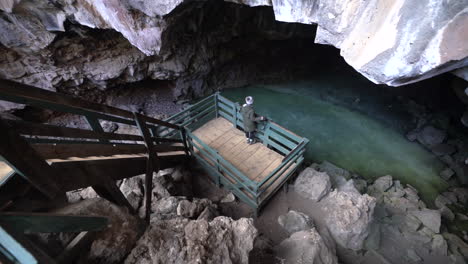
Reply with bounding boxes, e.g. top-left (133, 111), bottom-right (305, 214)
top-left (1, 0), bottom-right (466, 97)
top-left (234, 0), bottom-right (468, 86)
top-left (0, 0), bottom-right (320, 111)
